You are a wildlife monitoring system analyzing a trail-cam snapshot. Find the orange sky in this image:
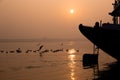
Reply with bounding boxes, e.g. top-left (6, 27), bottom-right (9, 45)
top-left (0, 0), bottom-right (113, 40)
